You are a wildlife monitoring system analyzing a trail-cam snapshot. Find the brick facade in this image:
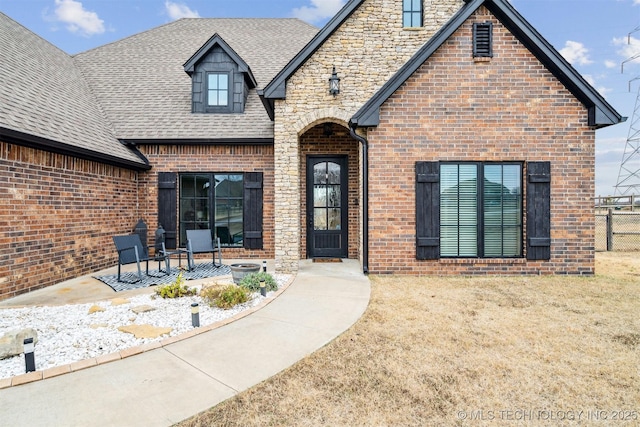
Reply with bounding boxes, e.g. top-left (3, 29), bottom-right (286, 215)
top-left (138, 144), bottom-right (275, 261)
top-left (0, 142), bottom-right (139, 300)
top-left (366, 7), bottom-right (596, 274)
top-left (0, 142), bottom-right (275, 300)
